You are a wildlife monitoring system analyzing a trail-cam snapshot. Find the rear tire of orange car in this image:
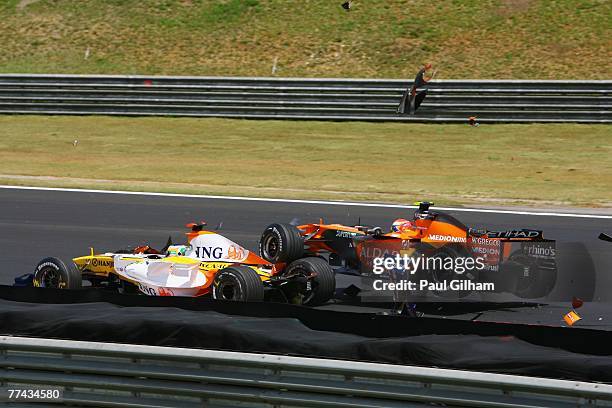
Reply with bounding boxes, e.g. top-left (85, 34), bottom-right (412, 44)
top-left (259, 223), bottom-right (304, 263)
top-left (507, 250), bottom-right (557, 299)
top-left (33, 257), bottom-right (82, 289)
top-left (212, 266), bottom-right (264, 302)
top-left (286, 257), bottom-right (336, 306)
